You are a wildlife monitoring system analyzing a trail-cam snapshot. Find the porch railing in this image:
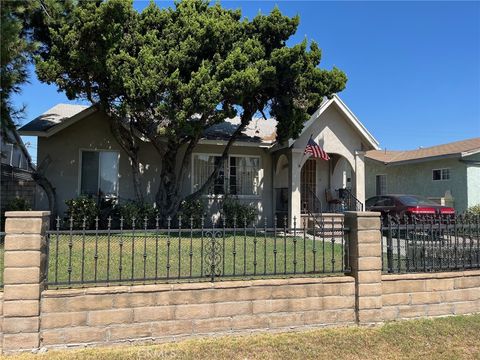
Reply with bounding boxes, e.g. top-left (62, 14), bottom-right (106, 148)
top-left (302, 185), bottom-right (323, 214)
top-left (336, 188), bottom-right (363, 212)
top-left (381, 214), bottom-right (480, 273)
top-left (45, 215), bottom-right (350, 288)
